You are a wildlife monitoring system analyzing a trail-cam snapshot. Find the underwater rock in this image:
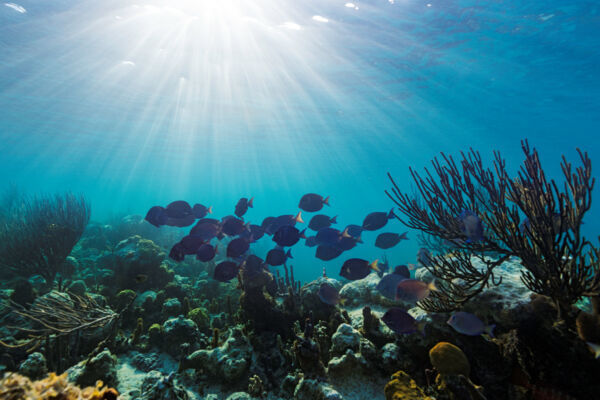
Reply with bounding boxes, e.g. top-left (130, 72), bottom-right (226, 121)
top-left (187, 307), bottom-right (210, 333)
top-left (330, 323), bottom-right (361, 356)
top-left (181, 326), bottom-right (252, 382)
top-left (380, 343), bottom-right (413, 375)
top-left (67, 348), bottom-right (118, 388)
top-left (339, 273), bottom-right (407, 308)
top-left (140, 370), bottom-right (189, 400)
top-left (162, 297), bottom-right (182, 316)
top-left (111, 235), bottom-right (172, 293)
top-left (18, 352), bottom-right (47, 380)
top-left (130, 351), bottom-right (161, 372)
top-left (133, 290), bottom-right (157, 309)
top-left (67, 279), bottom-right (88, 296)
top-left (299, 277), bottom-right (343, 321)
top-left (384, 370), bottom-right (432, 400)
top-left (162, 316), bottom-right (199, 355)
top-left (429, 342), bottom-right (470, 377)
top-left (226, 392), bottom-right (253, 400)
top-left (327, 349), bottom-right (367, 378)
top-left (293, 377), bottom-right (344, 400)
